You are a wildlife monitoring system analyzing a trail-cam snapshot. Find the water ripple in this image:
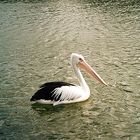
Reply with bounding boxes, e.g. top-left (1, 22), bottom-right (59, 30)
top-left (0, 0), bottom-right (140, 139)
